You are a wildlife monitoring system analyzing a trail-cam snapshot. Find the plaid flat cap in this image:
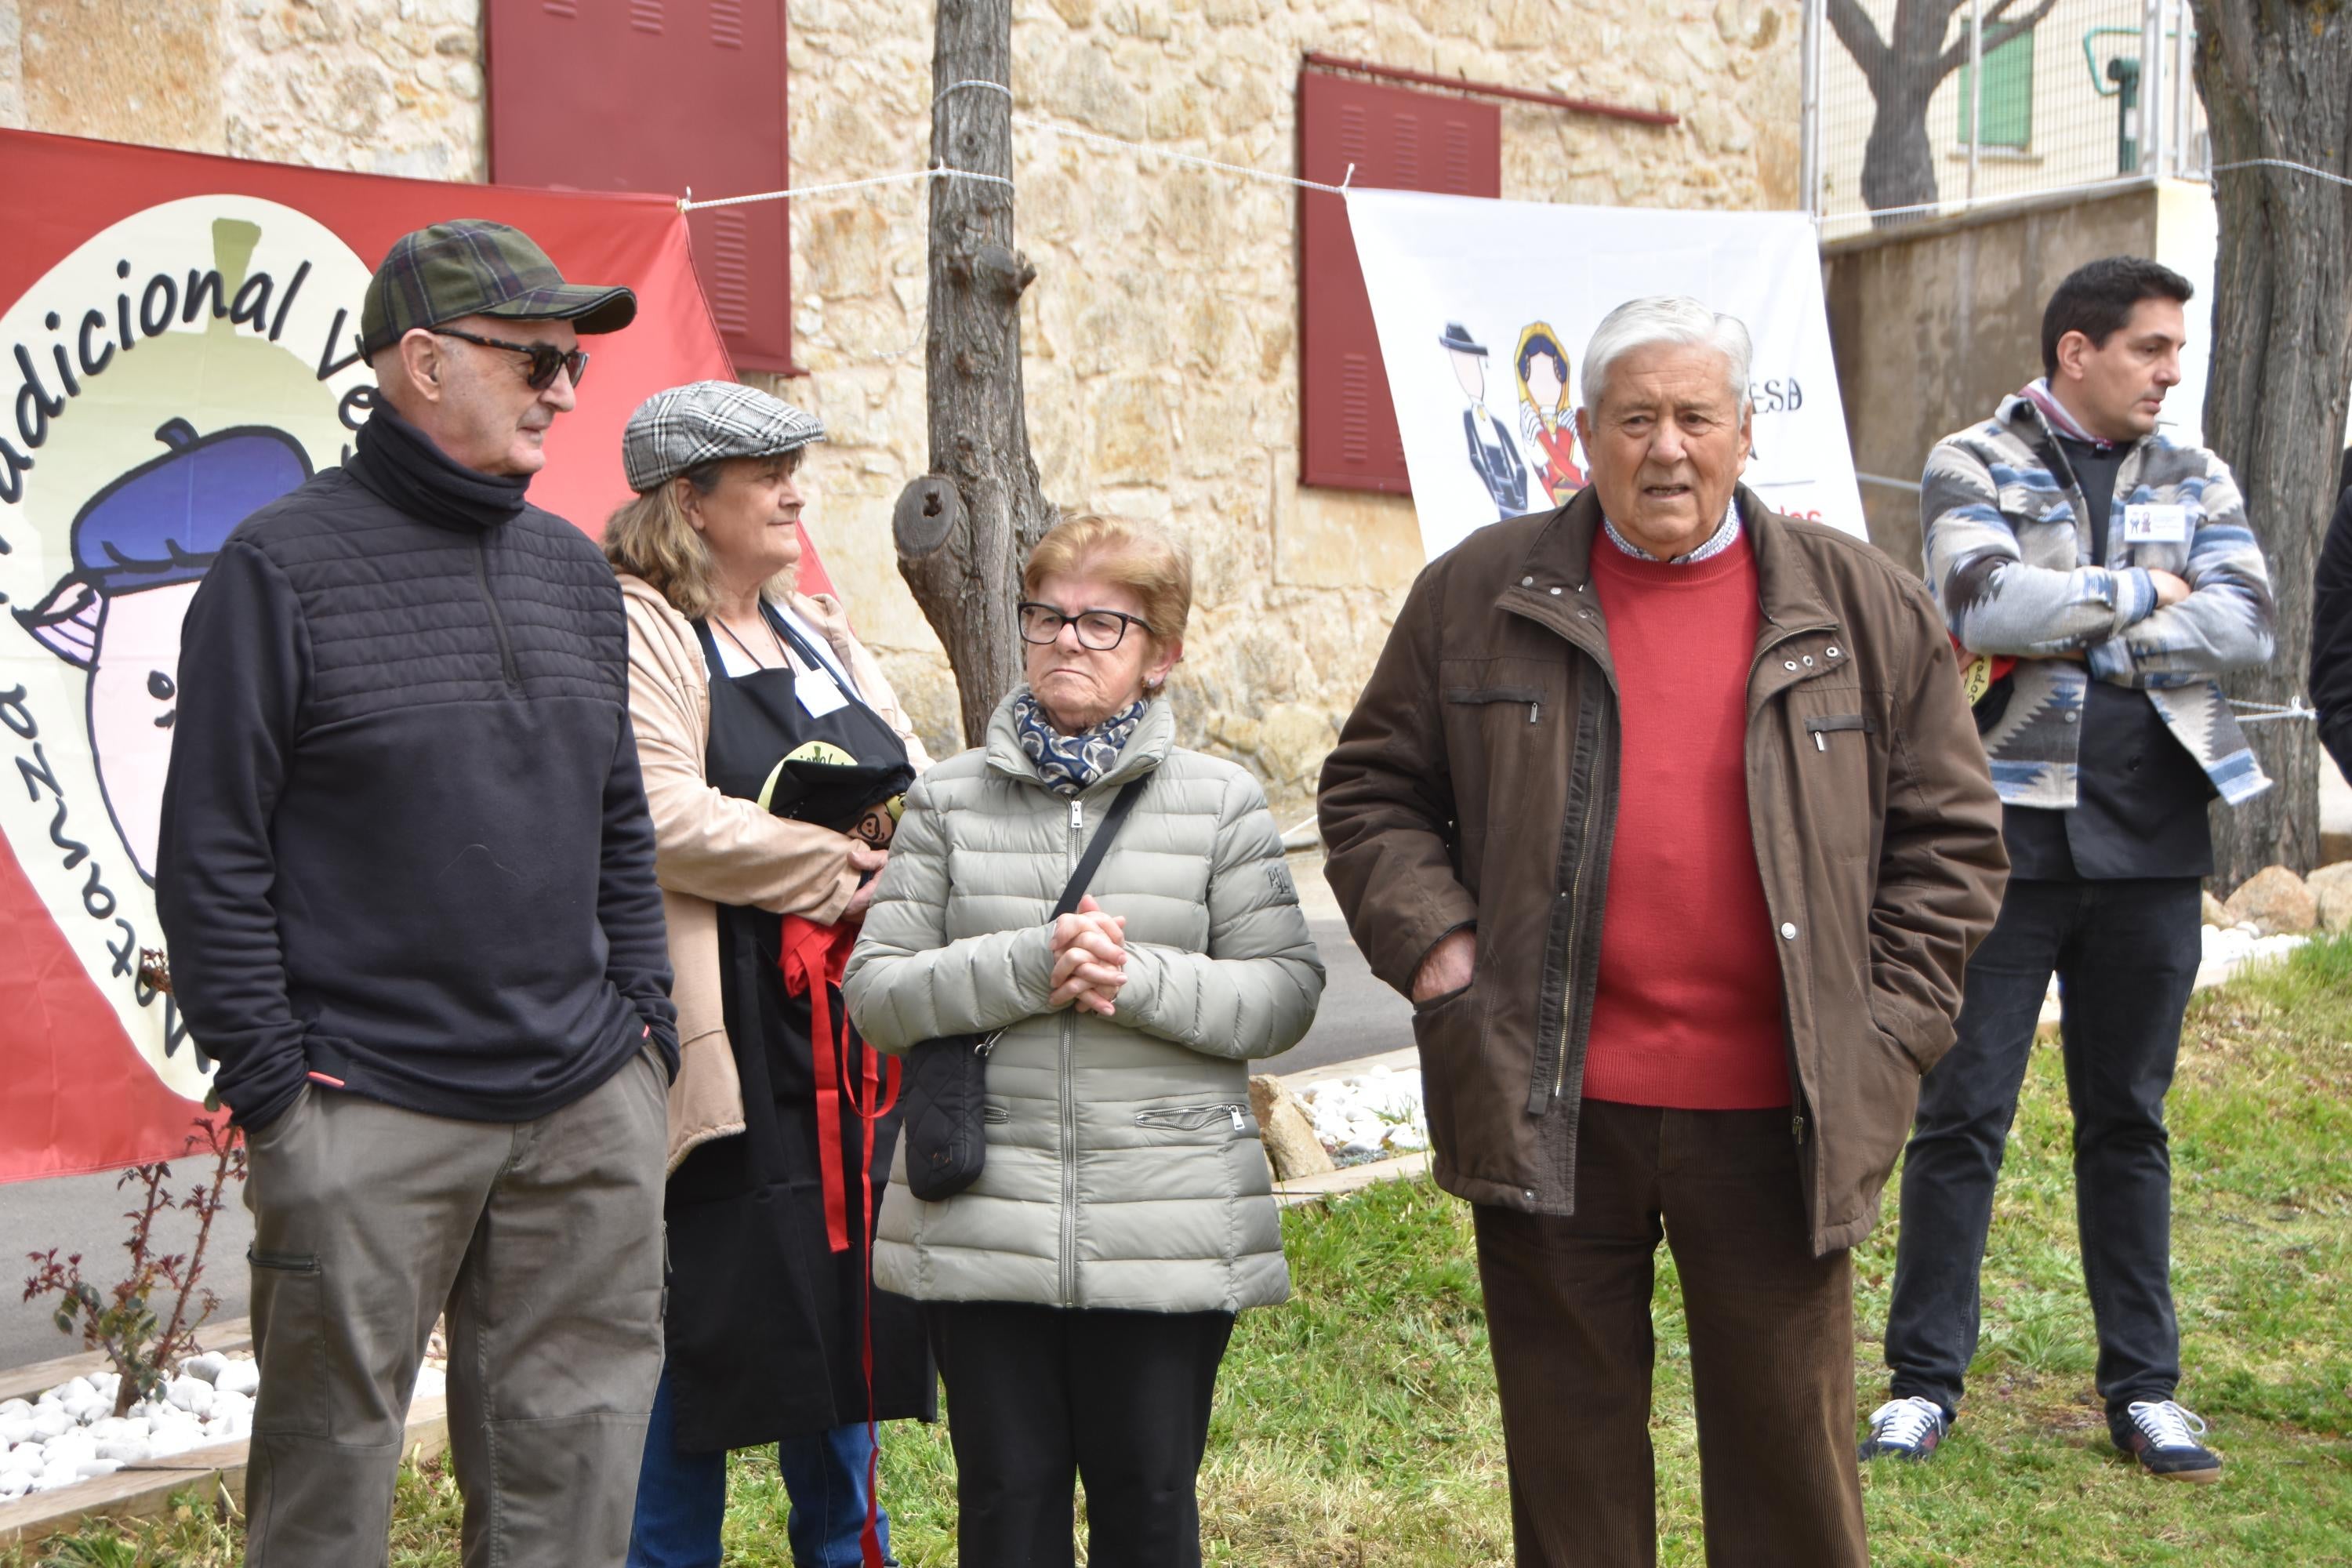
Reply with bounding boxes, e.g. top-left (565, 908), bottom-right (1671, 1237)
top-left (358, 220), bottom-right (636, 358)
top-left (622, 381), bottom-right (827, 492)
